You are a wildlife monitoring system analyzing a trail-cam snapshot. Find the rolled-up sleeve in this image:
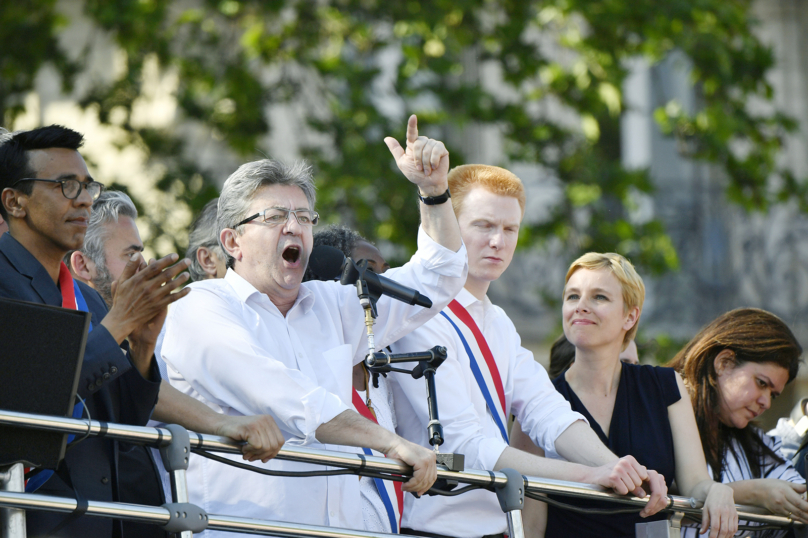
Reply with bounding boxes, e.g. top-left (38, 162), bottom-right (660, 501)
top-left (508, 330), bottom-right (587, 457)
top-left (161, 287), bottom-right (350, 444)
